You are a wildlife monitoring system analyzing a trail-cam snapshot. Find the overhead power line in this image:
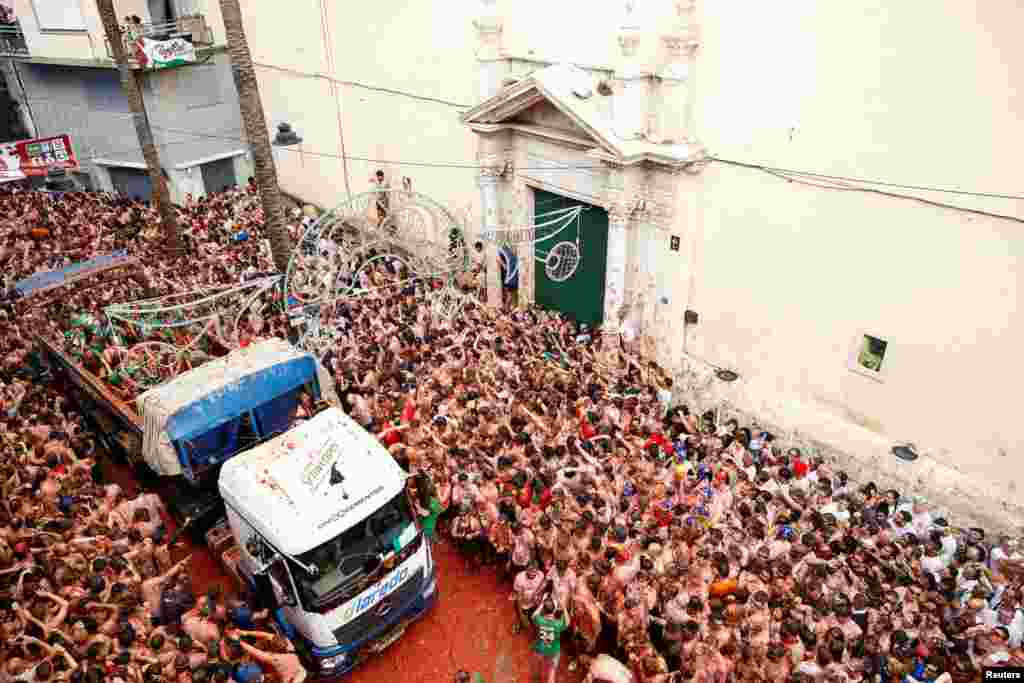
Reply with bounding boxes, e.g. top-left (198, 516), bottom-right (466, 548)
top-left (251, 61), bottom-right (473, 110)
top-left (710, 157), bottom-right (1024, 202)
top-left (83, 125), bottom-right (1024, 223)
top-left (720, 159), bottom-right (1024, 225)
